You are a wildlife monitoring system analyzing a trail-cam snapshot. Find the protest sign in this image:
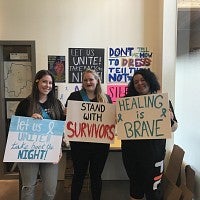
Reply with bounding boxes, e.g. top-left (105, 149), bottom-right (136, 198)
top-left (107, 84), bottom-right (127, 103)
top-left (107, 47), bottom-right (153, 83)
top-left (64, 100), bottom-right (115, 143)
top-left (68, 48), bottom-right (104, 83)
top-left (3, 116), bottom-right (65, 162)
top-left (116, 93), bottom-right (171, 140)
